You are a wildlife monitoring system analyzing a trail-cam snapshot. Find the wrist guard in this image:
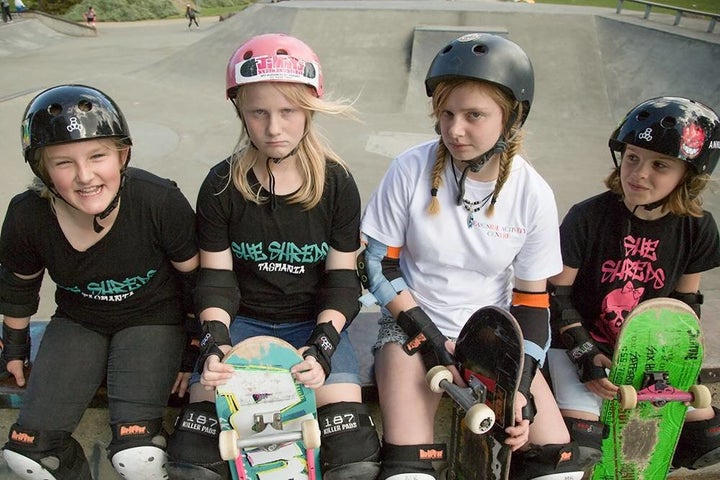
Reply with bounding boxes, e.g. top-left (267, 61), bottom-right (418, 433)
top-left (396, 307), bottom-right (454, 371)
top-left (198, 320), bottom-right (232, 369)
top-left (562, 325), bottom-right (606, 383)
top-left (303, 322), bottom-right (340, 377)
top-left (1, 323), bottom-right (31, 365)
